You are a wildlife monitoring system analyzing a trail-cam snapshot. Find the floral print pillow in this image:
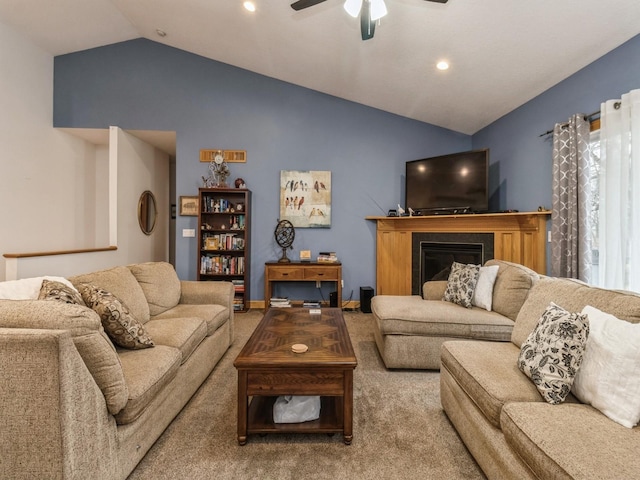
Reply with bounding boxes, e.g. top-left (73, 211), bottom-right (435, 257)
top-left (442, 262), bottom-right (480, 308)
top-left (518, 302), bottom-right (590, 404)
